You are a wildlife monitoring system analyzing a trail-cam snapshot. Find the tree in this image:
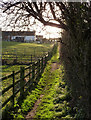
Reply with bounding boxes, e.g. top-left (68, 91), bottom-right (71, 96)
top-left (1, 1), bottom-right (91, 119)
top-left (2, 2), bottom-right (68, 30)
